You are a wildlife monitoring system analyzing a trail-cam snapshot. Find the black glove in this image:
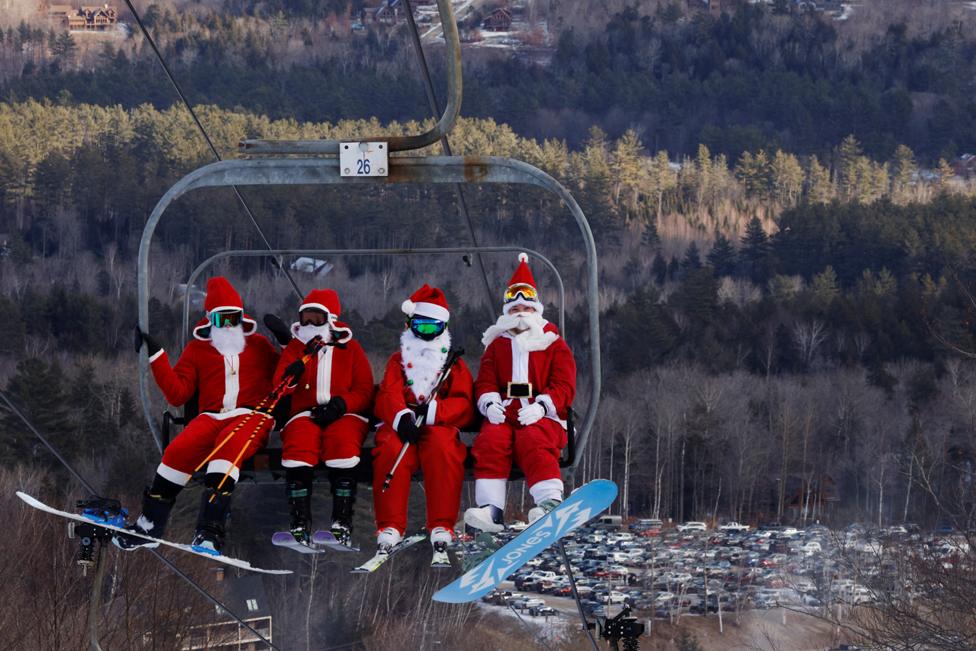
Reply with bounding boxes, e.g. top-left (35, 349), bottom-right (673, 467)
top-left (134, 325), bottom-right (161, 356)
top-left (310, 396), bottom-right (346, 427)
top-left (396, 414), bottom-right (420, 445)
top-left (412, 403), bottom-right (430, 424)
top-left (284, 360), bottom-right (305, 385)
top-left (263, 313), bottom-right (292, 346)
